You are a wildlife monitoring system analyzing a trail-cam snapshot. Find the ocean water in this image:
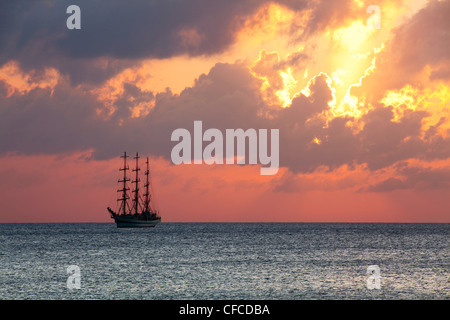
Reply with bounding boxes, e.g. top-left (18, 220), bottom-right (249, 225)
top-left (0, 223), bottom-right (448, 300)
